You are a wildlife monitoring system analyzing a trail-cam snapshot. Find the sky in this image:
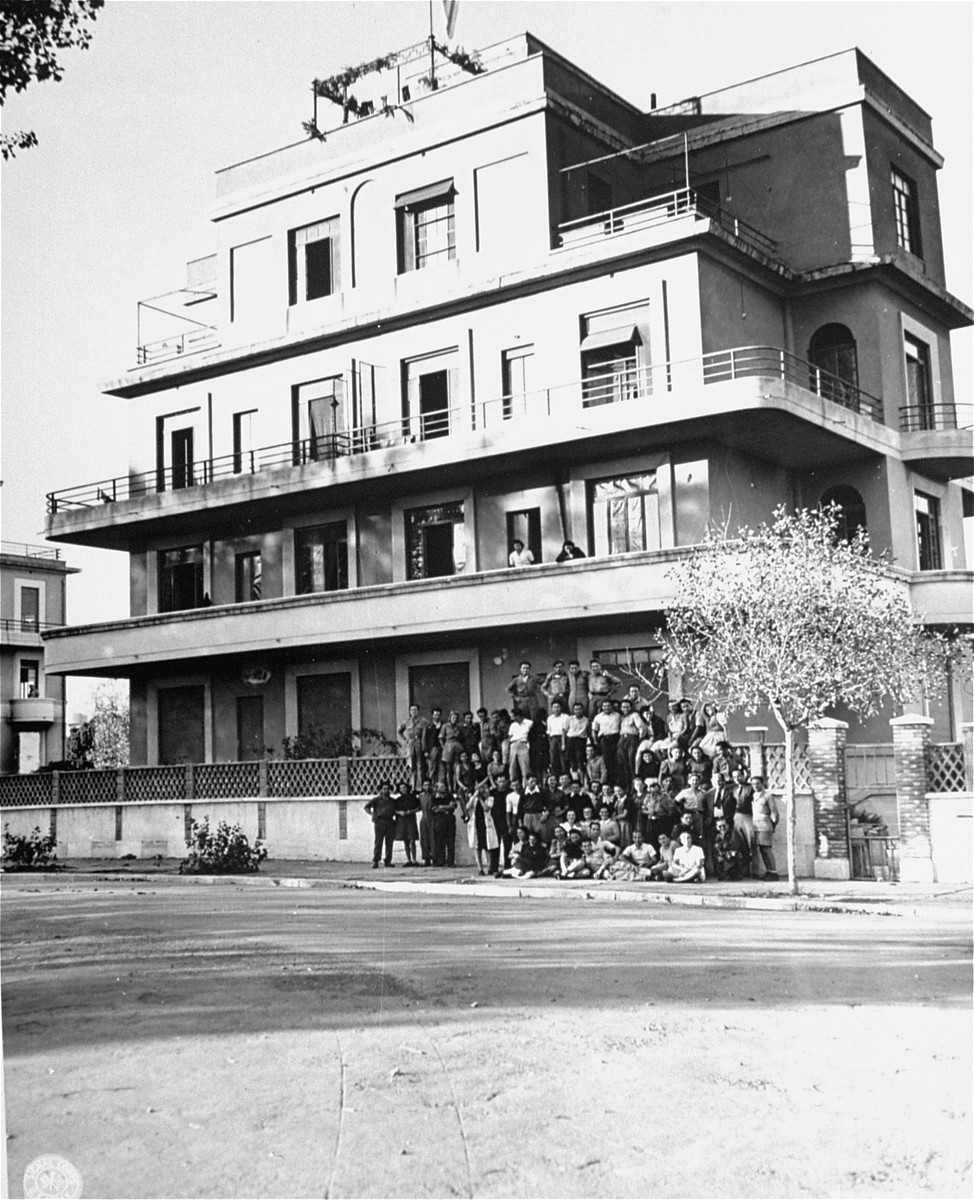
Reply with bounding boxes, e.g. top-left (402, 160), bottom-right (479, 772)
top-left (1, 0), bottom-right (971, 716)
